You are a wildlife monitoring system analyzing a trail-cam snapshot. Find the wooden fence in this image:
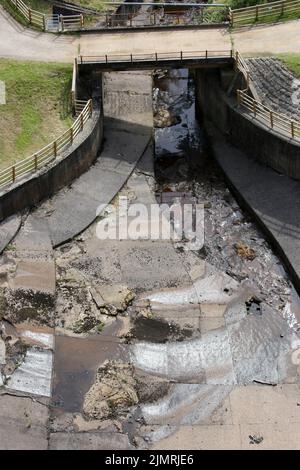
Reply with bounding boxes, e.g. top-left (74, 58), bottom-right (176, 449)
top-left (0, 100), bottom-right (93, 190)
top-left (235, 52), bottom-right (300, 141)
top-left (230, 0), bottom-right (300, 26)
top-left (8, 0), bottom-right (84, 31)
